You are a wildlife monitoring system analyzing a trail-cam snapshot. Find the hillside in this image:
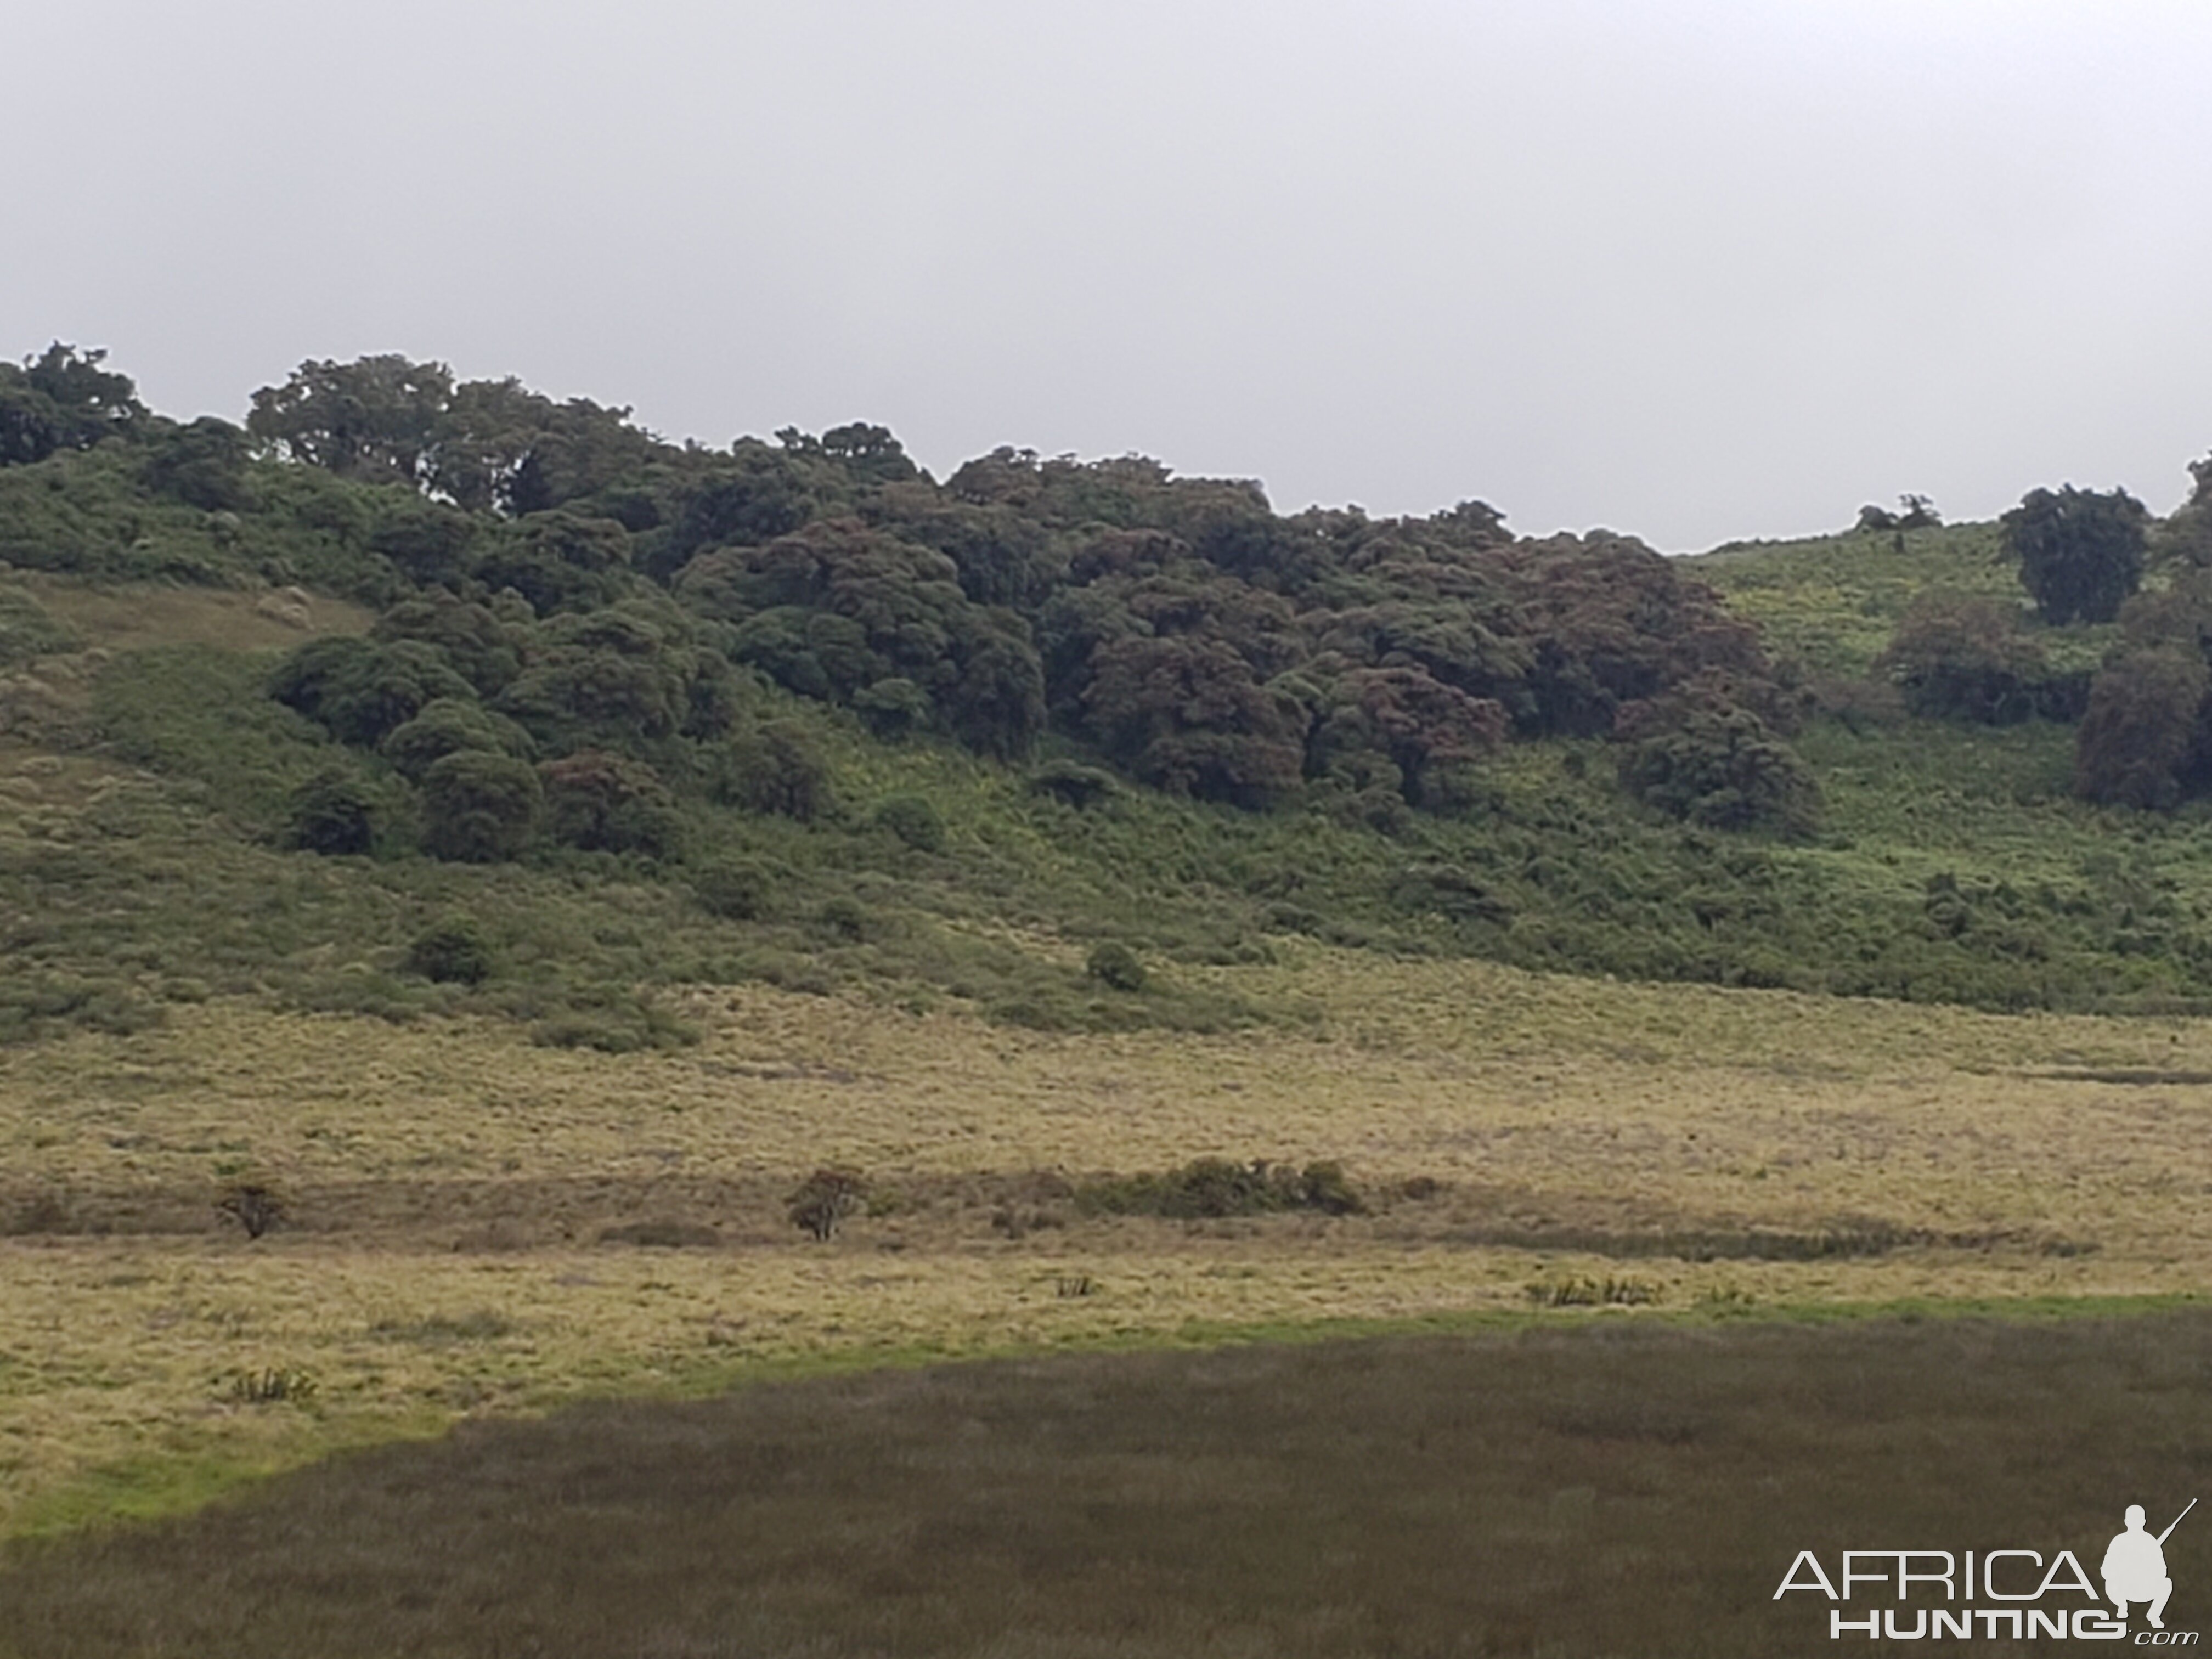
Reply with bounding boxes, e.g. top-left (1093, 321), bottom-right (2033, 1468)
top-left (7, 344), bottom-right (2212, 1550)
top-left (4, 348), bottom-right (2212, 1047)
